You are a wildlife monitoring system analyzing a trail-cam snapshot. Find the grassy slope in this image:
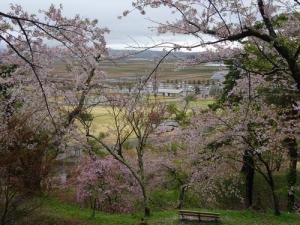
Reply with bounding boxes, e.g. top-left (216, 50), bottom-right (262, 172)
top-left (36, 197), bottom-right (300, 225)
